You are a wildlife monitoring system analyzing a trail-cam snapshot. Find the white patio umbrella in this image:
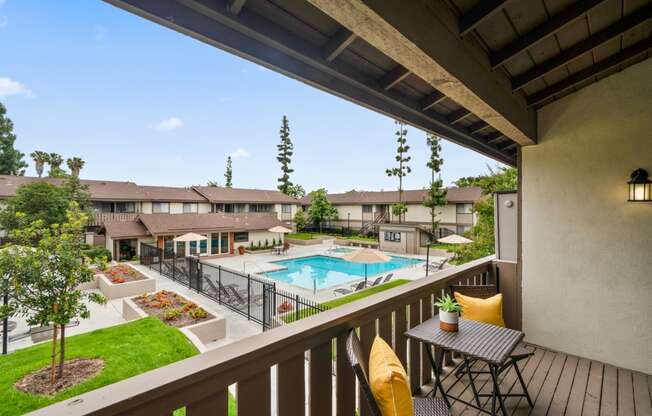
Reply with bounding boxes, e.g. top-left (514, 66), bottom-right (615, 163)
top-left (173, 233), bottom-right (208, 255)
top-left (342, 248), bottom-right (391, 285)
top-left (268, 225), bottom-right (293, 244)
top-left (437, 234), bottom-right (473, 245)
